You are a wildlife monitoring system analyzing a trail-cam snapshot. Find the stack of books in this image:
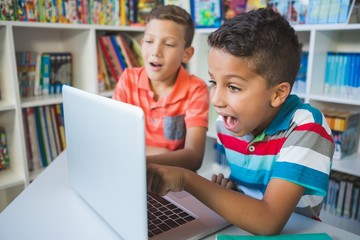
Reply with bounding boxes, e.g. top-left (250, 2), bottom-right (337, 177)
top-left (323, 109), bottom-right (360, 160)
